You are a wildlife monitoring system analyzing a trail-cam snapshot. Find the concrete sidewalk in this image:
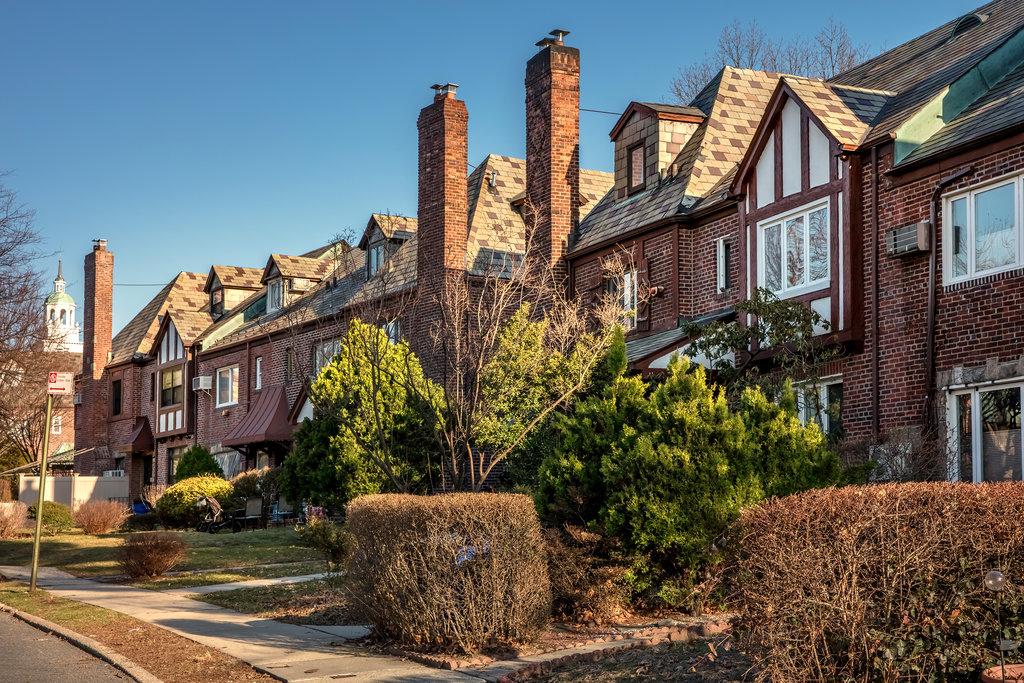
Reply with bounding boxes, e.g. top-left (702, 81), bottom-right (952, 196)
top-left (163, 572), bottom-right (329, 596)
top-left (0, 566), bottom-right (480, 682)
